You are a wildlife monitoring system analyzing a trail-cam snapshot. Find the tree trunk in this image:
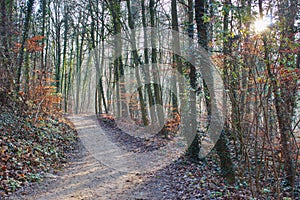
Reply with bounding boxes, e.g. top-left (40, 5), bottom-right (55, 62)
top-left (0, 0), bottom-right (14, 90)
top-left (54, 0), bottom-right (62, 93)
top-left (185, 0), bottom-right (200, 161)
top-left (215, 0), bottom-right (236, 184)
top-left (107, 0), bottom-right (128, 117)
top-left (62, 3), bottom-right (69, 111)
top-left (17, 0), bottom-right (35, 92)
top-left (149, 0), bottom-right (164, 129)
top-left (141, 0), bottom-right (156, 124)
top-left (127, 0), bottom-right (148, 125)
top-left (171, 0), bottom-right (182, 118)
